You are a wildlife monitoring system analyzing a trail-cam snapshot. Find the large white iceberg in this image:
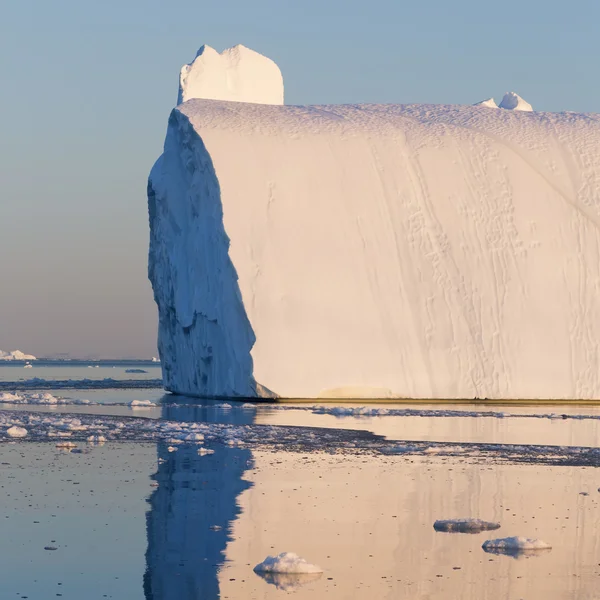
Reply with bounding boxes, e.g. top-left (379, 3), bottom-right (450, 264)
top-left (148, 45), bottom-right (600, 400)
